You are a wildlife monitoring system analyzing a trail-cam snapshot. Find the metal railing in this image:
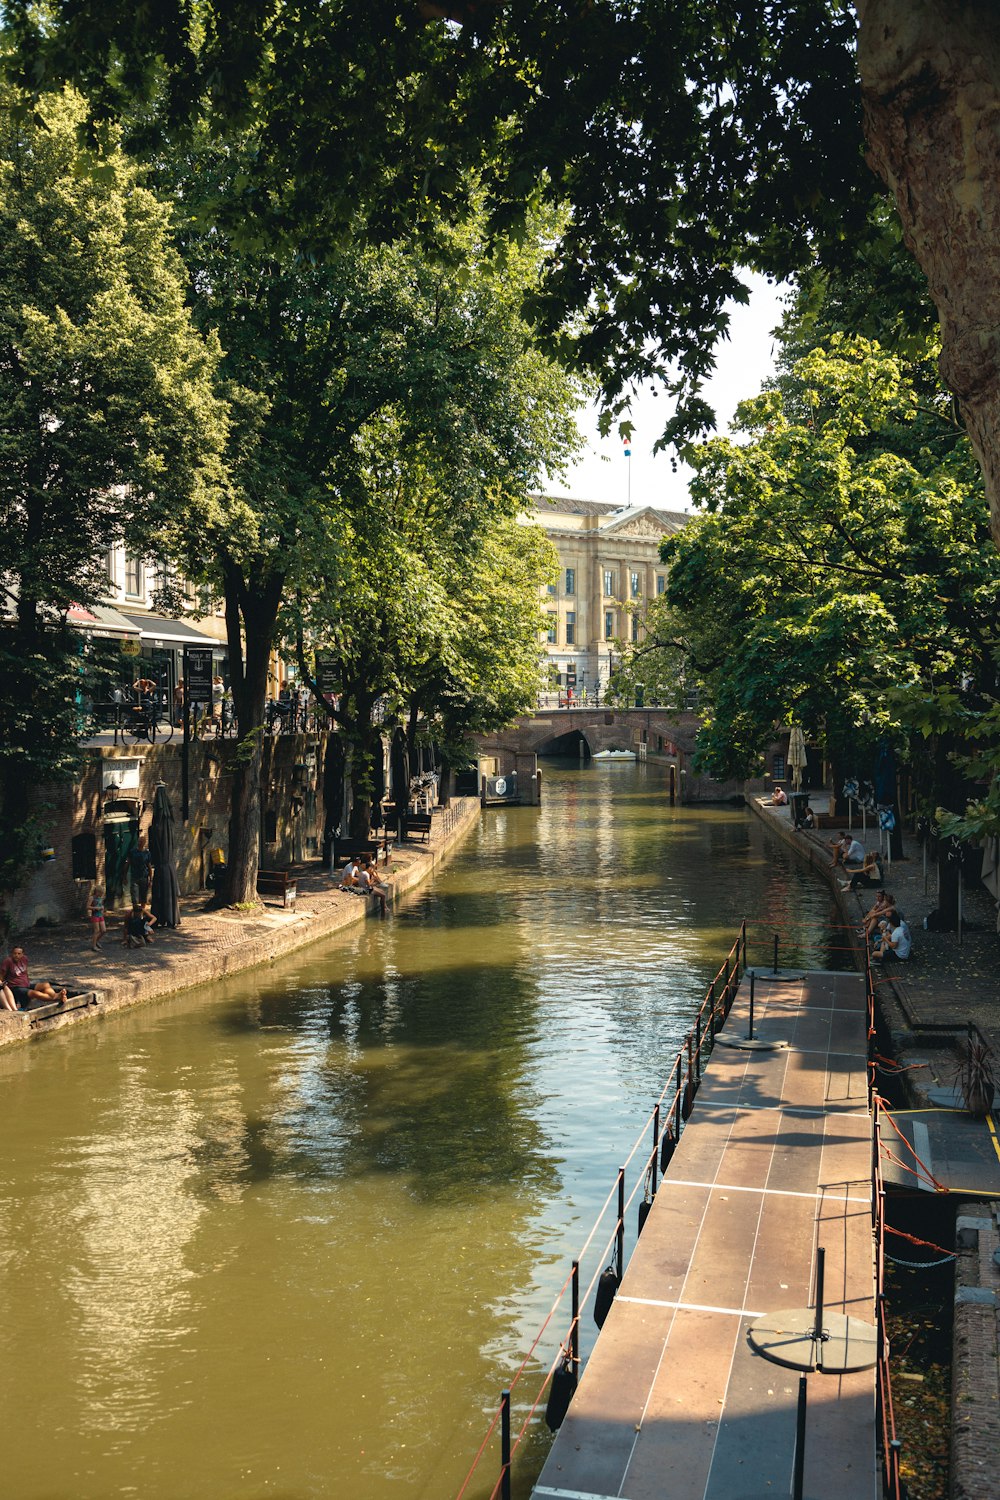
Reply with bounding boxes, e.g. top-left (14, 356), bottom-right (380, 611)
top-left (455, 921), bottom-right (749, 1500)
